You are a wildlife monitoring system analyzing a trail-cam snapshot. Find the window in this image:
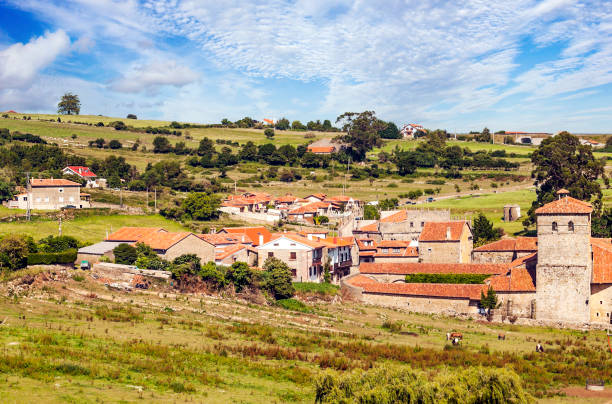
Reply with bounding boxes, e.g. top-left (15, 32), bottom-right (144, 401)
top-left (382, 248), bottom-right (388, 253)
top-left (69, 197), bottom-right (74, 202)
top-left (58, 188), bottom-right (63, 193)
top-left (410, 222), bottom-right (413, 228)
top-left (273, 243), bottom-right (279, 246)
top-left (290, 252), bottom-right (297, 260)
top-left (568, 221), bottom-right (574, 232)
top-left (428, 248), bottom-right (432, 253)
top-left (421, 222), bottom-right (424, 227)
top-left (268, 252), bottom-right (274, 258)
top-left (552, 221), bottom-right (558, 231)
top-left (393, 248), bottom-right (401, 253)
